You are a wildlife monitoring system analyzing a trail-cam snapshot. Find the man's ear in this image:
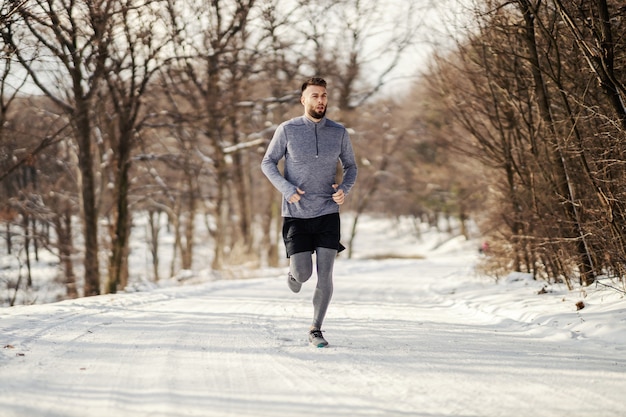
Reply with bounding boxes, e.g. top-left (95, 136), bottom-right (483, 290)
top-left (300, 95), bottom-right (305, 105)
